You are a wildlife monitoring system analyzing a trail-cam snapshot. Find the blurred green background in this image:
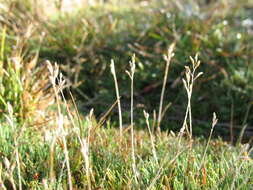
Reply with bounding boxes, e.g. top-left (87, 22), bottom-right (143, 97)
top-left (1, 0), bottom-right (253, 141)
